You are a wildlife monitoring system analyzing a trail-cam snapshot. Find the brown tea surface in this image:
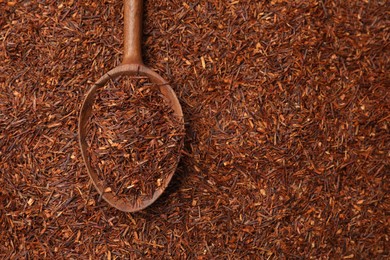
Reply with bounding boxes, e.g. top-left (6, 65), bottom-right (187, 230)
top-left (0, 1), bottom-right (388, 259)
